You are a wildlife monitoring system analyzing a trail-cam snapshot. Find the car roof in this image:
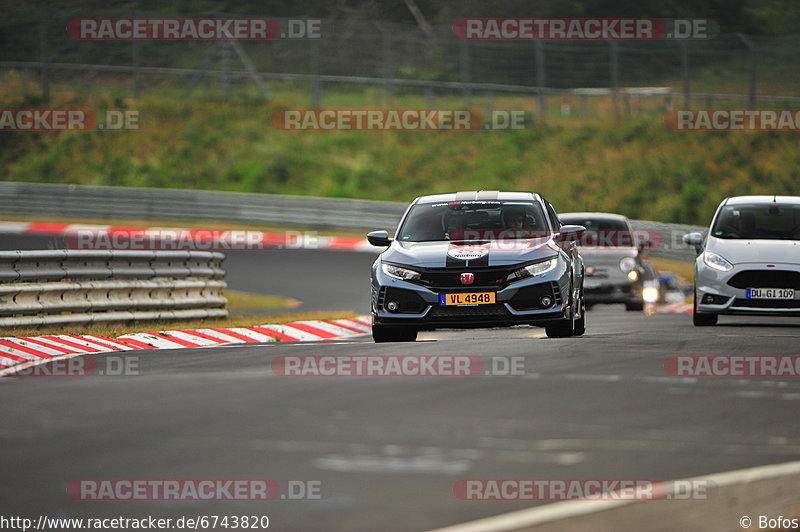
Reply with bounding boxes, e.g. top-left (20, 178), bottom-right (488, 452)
top-left (414, 191), bottom-right (541, 204)
top-left (558, 212), bottom-right (631, 222)
top-left (723, 195), bottom-right (800, 206)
